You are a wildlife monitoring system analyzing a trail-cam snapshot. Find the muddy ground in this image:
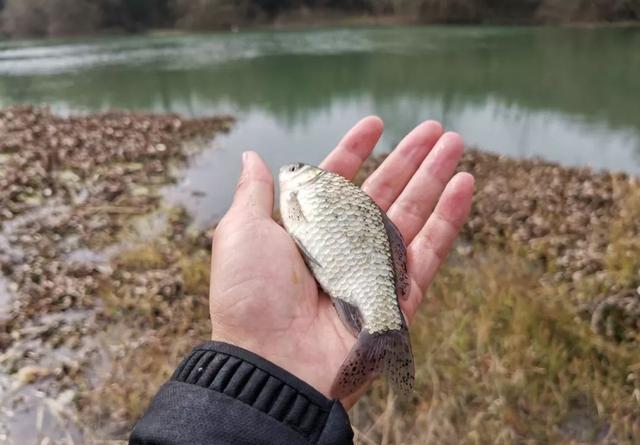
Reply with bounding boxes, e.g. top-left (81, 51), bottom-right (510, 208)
top-left (0, 106), bottom-right (232, 443)
top-left (0, 106), bottom-right (639, 444)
